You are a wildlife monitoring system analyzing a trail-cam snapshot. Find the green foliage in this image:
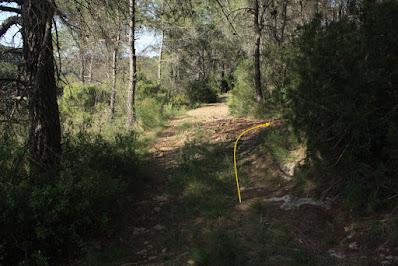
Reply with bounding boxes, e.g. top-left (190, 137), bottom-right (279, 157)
top-left (167, 138), bottom-right (234, 219)
top-left (62, 131), bottom-right (138, 179)
top-left (161, 15), bottom-right (240, 106)
top-left (135, 78), bottom-right (179, 129)
top-left (184, 78), bottom-right (218, 105)
top-left (171, 93), bottom-right (190, 107)
top-left (60, 82), bottom-right (109, 115)
top-left (0, 130), bottom-right (137, 264)
top-left (0, 45), bottom-right (22, 68)
top-left (286, 0), bottom-right (398, 212)
top-left (227, 59), bottom-right (281, 119)
top-left (0, 134), bottom-right (27, 178)
top-left (136, 78), bottom-right (163, 100)
top-left (137, 97), bottom-right (174, 129)
top-left (164, 138), bottom-right (247, 264)
top-left (227, 63), bottom-right (255, 117)
top-left (258, 125), bottom-right (301, 164)
top-left (0, 61), bottom-right (18, 79)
